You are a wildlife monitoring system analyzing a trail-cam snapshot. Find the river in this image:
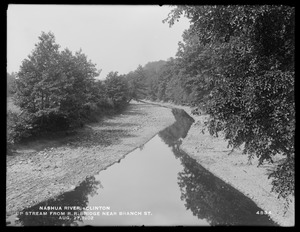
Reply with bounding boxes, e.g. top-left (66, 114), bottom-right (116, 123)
top-left (7, 108), bottom-right (277, 226)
